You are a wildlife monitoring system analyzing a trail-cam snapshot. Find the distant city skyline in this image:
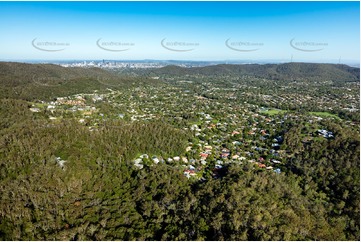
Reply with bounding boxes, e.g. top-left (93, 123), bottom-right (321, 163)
top-left (0, 1), bottom-right (359, 65)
